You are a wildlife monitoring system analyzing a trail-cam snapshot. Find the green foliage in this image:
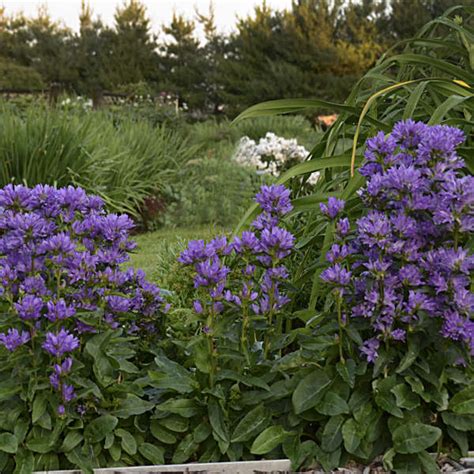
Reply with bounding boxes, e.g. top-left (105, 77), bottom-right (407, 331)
top-left (0, 106), bottom-right (193, 222)
top-left (0, 59), bottom-right (44, 90)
